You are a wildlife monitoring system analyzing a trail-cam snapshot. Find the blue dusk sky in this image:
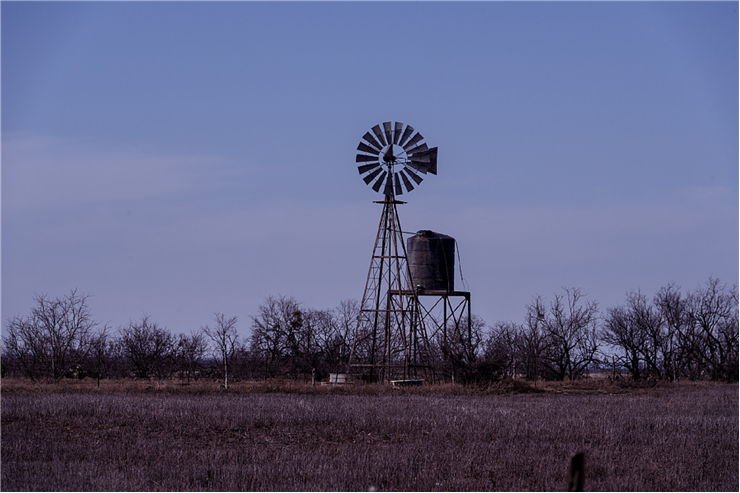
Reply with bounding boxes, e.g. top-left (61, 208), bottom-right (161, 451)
top-left (2, 1), bottom-right (738, 336)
